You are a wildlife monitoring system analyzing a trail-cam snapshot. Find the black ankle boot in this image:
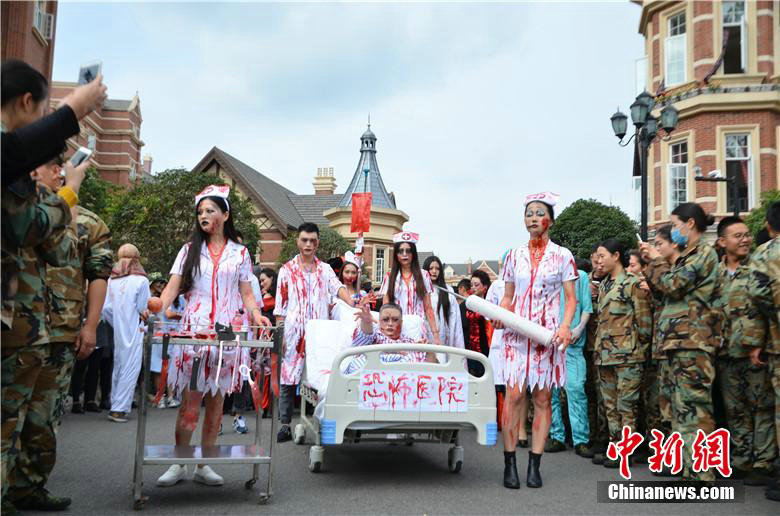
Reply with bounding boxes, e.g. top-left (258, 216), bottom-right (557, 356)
top-left (503, 451), bottom-right (520, 489)
top-left (527, 451), bottom-right (542, 488)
